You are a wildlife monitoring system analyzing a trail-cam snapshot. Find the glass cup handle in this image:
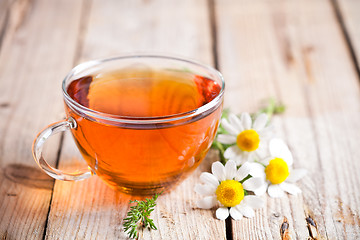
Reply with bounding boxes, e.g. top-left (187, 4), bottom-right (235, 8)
top-left (32, 117), bottom-right (92, 181)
